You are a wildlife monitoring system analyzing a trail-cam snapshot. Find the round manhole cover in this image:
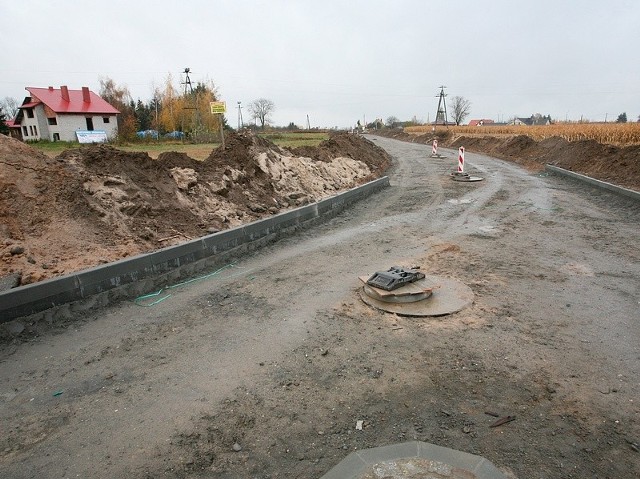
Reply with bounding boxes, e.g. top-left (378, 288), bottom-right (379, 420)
top-left (360, 275), bottom-right (473, 317)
